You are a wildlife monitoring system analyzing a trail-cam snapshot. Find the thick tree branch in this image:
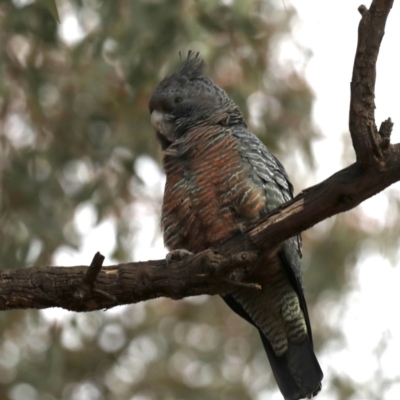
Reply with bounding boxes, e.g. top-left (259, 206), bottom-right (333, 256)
top-left (0, 0), bottom-right (397, 312)
top-left (350, 0), bottom-right (394, 164)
